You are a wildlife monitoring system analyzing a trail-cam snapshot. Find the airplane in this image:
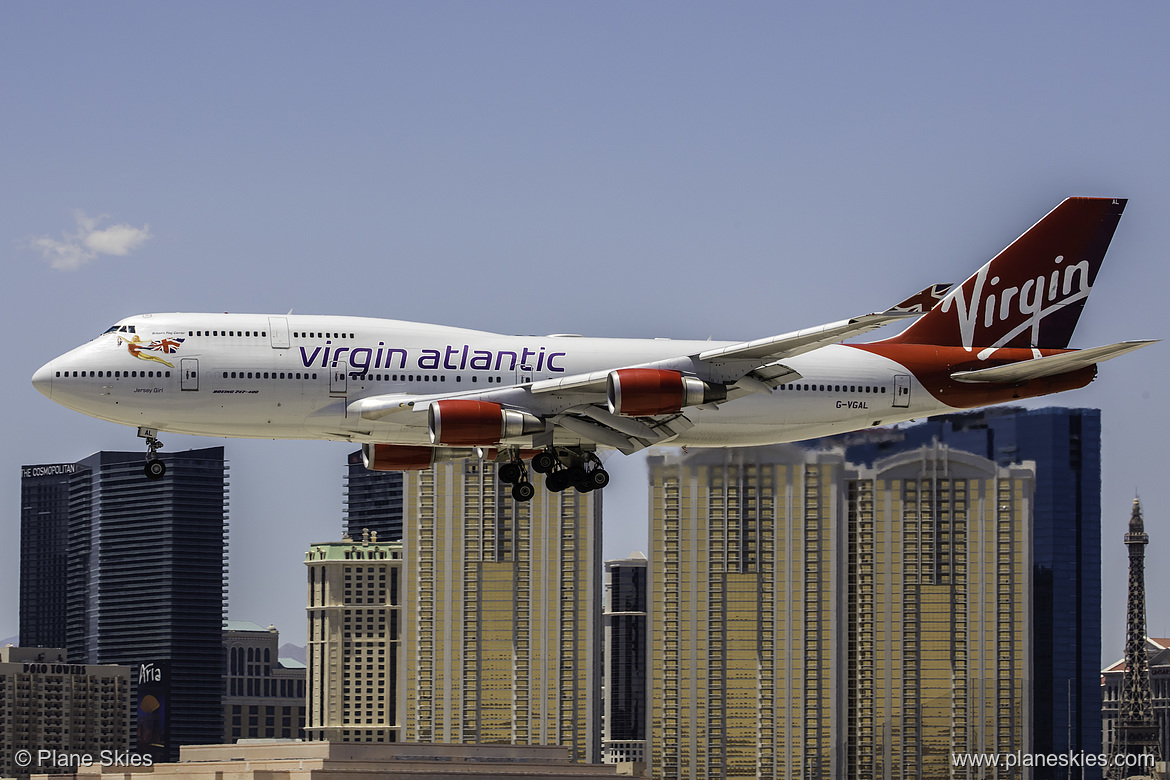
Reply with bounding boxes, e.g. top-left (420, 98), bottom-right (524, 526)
top-left (32, 197), bottom-right (1155, 501)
